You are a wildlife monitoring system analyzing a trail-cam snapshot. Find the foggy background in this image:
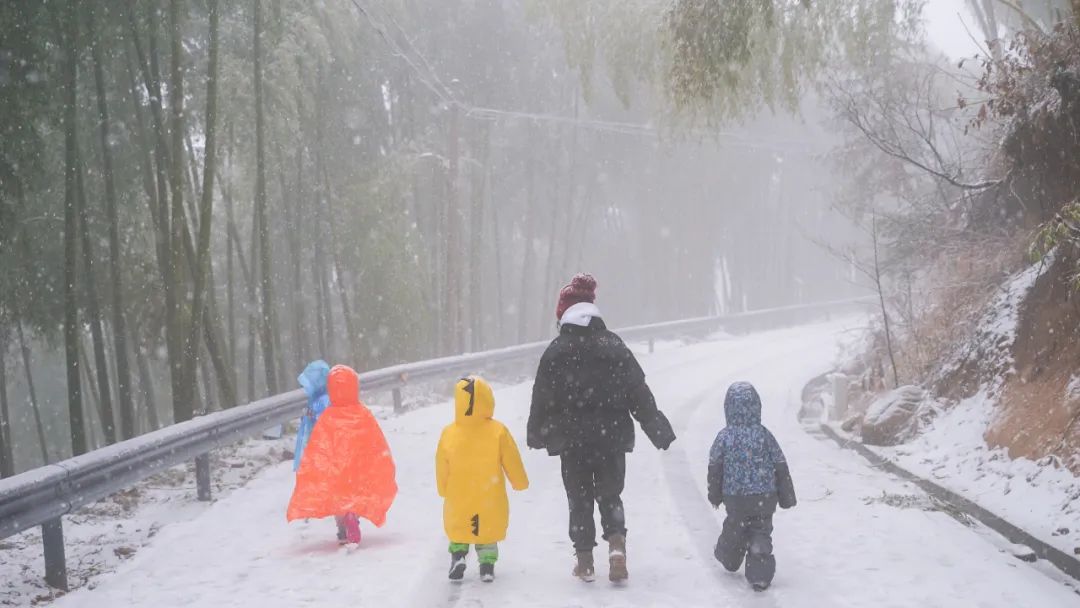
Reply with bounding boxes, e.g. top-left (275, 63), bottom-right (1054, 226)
top-left (7, 0), bottom-right (1065, 473)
